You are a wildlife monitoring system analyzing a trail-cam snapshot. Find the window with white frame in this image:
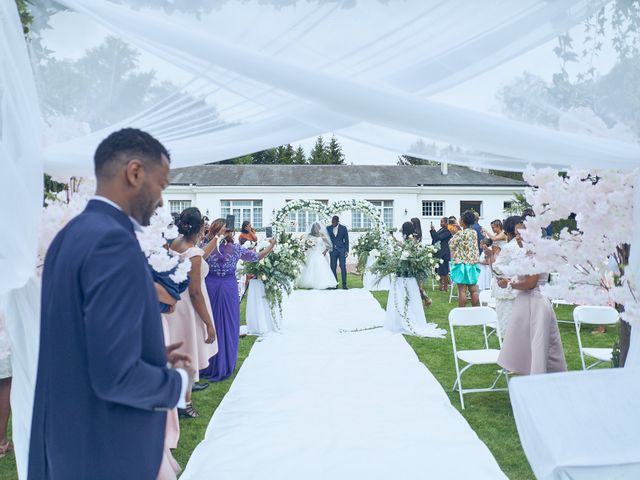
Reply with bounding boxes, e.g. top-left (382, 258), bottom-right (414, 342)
top-left (352, 200), bottom-right (393, 229)
top-left (422, 200), bottom-right (445, 217)
top-left (169, 200), bottom-right (192, 214)
top-left (221, 200), bottom-right (263, 229)
top-left (460, 200), bottom-right (482, 217)
top-left (503, 201), bottom-right (513, 211)
top-left (286, 200), bottom-right (328, 232)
